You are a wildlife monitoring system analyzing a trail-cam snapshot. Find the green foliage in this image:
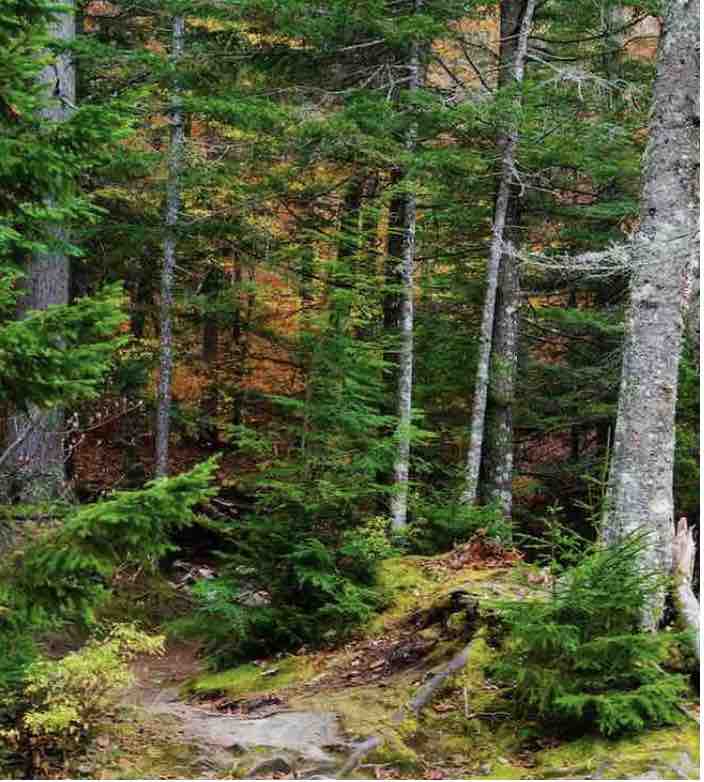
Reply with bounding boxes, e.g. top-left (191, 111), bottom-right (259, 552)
top-left (490, 535), bottom-right (687, 737)
top-left (17, 459), bottom-right (219, 619)
top-left (173, 524), bottom-right (387, 667)
top-left (340, 516), bottom-right (399, 582)
top-left (2, 623), bottom-right (163, 772)
top-left (674, 345), bottom-right (699, 518)
top-left (518, 505), bottom-right (591, 577)
top-left (0, 280), bottom-right (127, 411)
top-left (406, 486), bottom-right (512, 555)
top-left (0, 463), bottom-right (216, 771)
